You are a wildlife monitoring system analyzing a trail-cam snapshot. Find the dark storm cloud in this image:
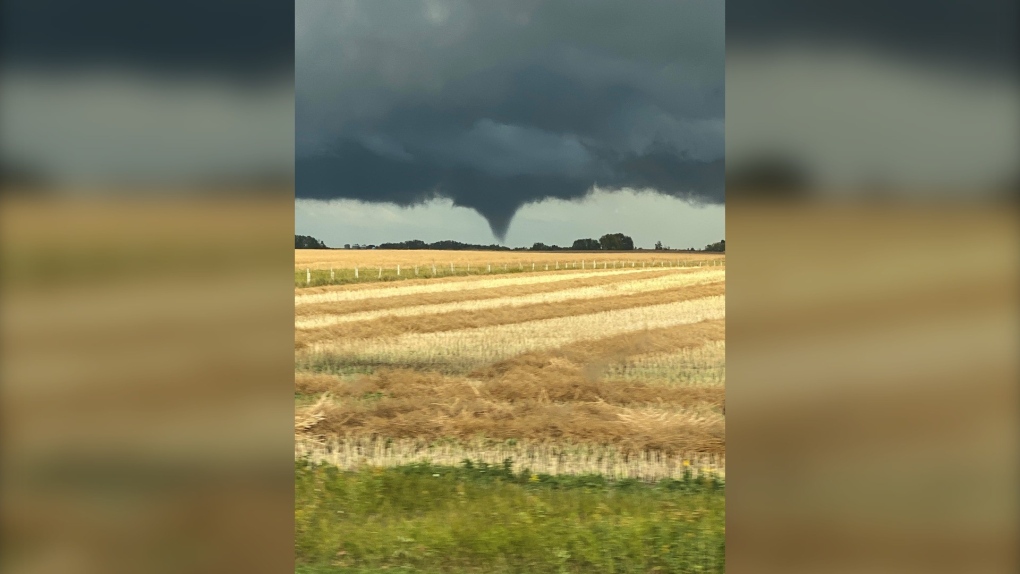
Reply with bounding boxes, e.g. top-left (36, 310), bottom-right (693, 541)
top-left (296, 0), bottom-right (724, 240)
top-left (727, 0), bottom-right (1018, 72)
top-left (1, 0), bottom-right (293, 78)
top-left (1, 0), bottom-right (294, 188)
